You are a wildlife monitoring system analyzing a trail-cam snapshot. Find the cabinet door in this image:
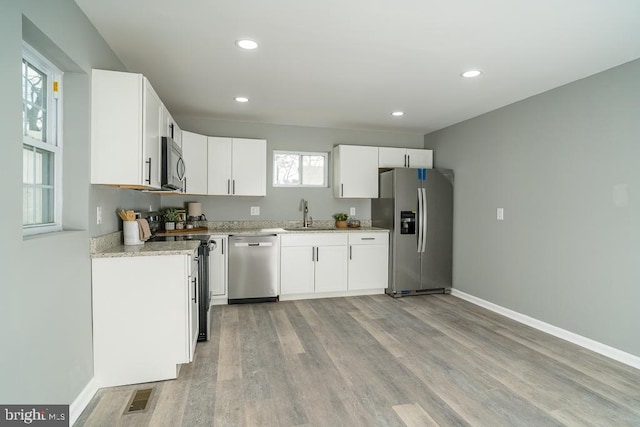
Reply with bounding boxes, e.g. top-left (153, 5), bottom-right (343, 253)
top-left (333, 145), bottom-right (378, 198)
top-left (406, 149), bottom-right (433, 168)
top-left (378, 147), bottom-right (407, 168)
top-left (143, 79), bottom-right (162, 188)
top-left (348, 244), bottom-right (389, 290)
top-left (207, 137), bottom-right (233, 195)
top-left (315, 245), bottom-right (348, 292)
top-left (209, 237), bottom-right (227, 296)
top-left (232, 138), bottom-right (266, 196)
top-left (91, 70), bottom-right (144, 186)
top-left (182, 131), bottom-right (208, 195)
top-left (281, 246), bottom-right (315, 294)
top-left (188, 253), bottom-right (199, 362)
